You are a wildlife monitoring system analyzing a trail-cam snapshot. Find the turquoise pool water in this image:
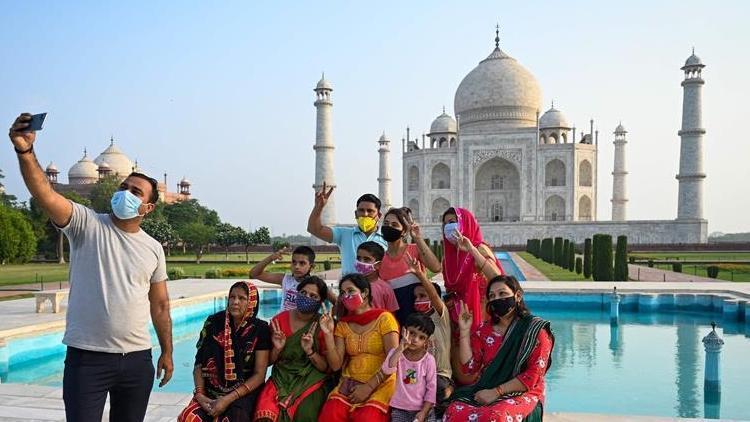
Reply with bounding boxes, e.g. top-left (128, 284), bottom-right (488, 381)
top-left (2, 290), bottom-right (749, 419)
top-left (495, 251), bottom-right (526, 281)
